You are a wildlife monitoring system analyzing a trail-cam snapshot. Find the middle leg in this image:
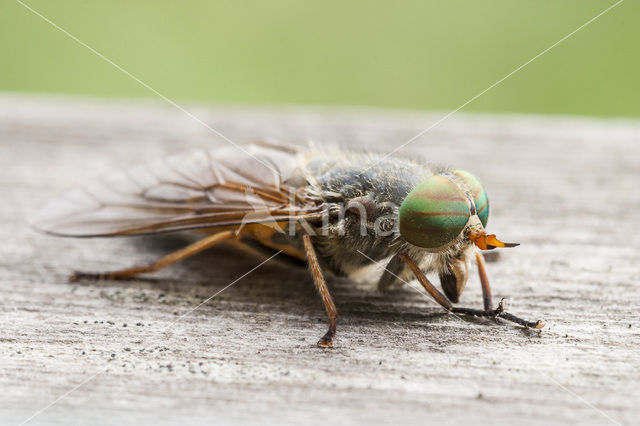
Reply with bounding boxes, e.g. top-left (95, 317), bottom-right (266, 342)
top-left (302, 234), bottom-right (338, 348)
